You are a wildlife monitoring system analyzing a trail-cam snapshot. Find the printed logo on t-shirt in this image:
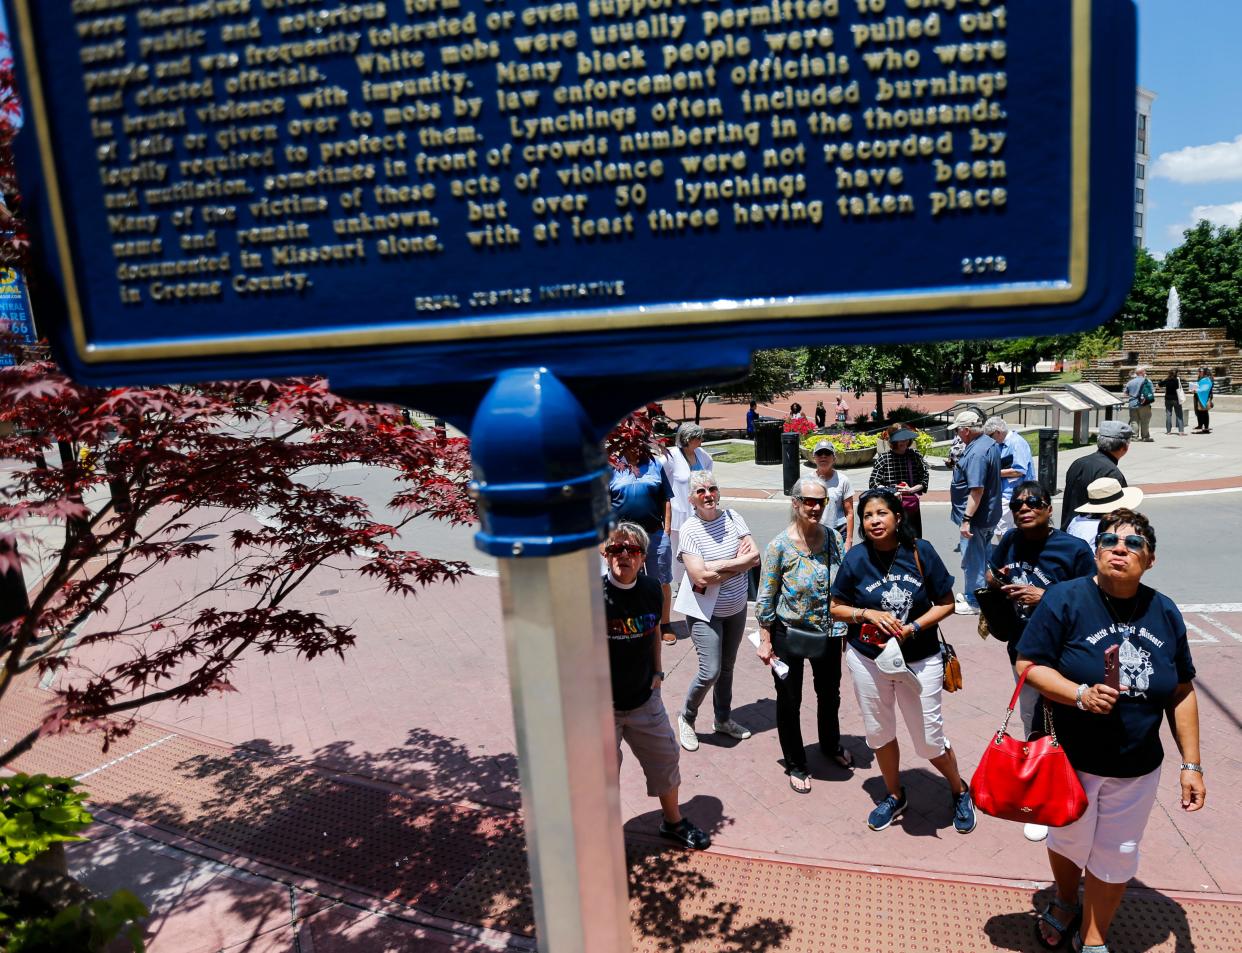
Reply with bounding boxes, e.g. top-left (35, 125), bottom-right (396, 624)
top-left (607, 614), bottom-right (658, 641)
top-left (1119, 637), bottom-right (1154, 696)
top-left (879, 582), bottom-right (914, 622)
